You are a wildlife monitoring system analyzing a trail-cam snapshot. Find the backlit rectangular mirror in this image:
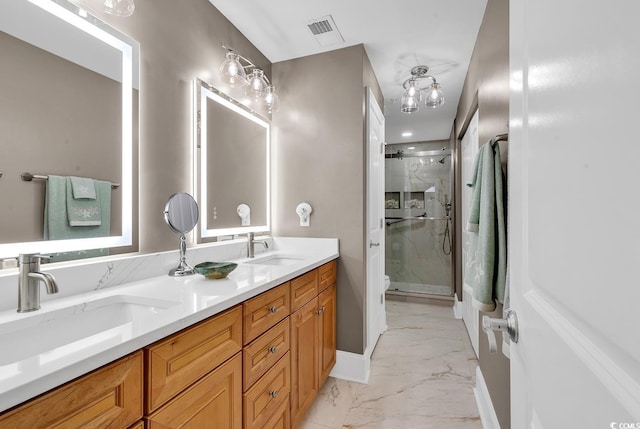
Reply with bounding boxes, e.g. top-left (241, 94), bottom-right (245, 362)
top-left (194, 79), bottom-right (270, 239)
top-left (0, 0), bottom-right (138, 260)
